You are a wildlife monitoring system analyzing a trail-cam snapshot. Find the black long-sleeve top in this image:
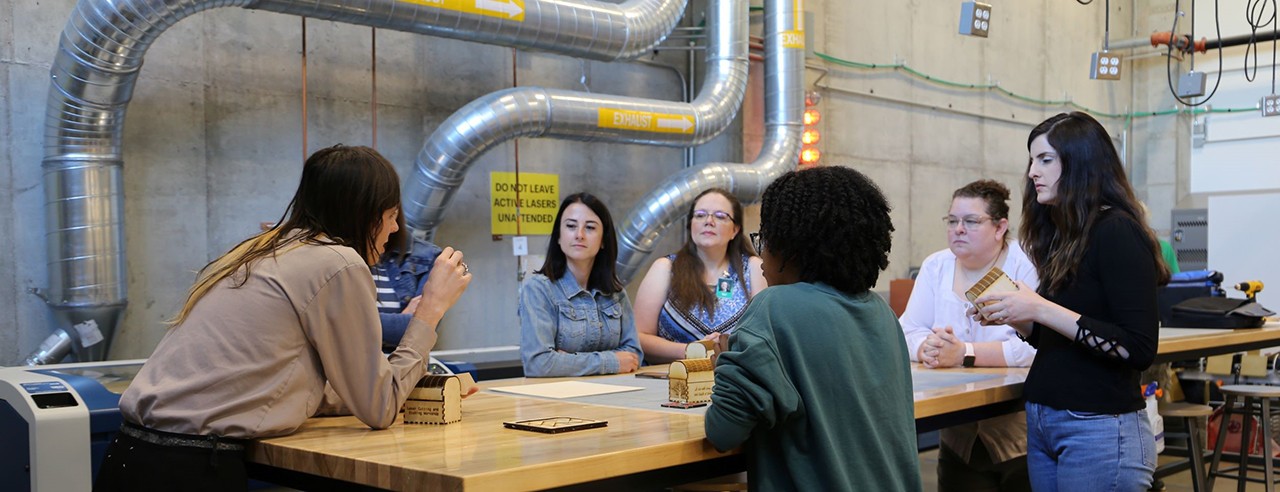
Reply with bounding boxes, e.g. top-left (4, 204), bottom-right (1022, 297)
top-left (1023, 210), bottom-right (1160, 414)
